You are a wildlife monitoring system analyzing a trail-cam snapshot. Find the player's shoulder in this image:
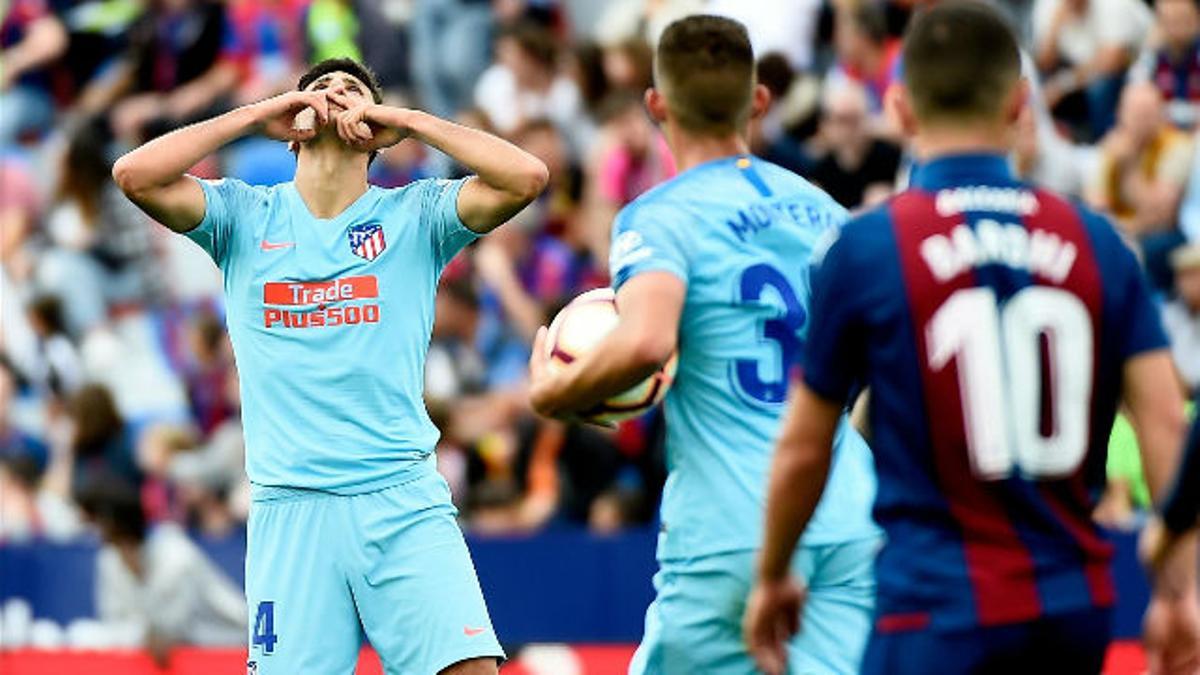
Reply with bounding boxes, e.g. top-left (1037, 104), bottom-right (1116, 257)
top-left (1031, 186), bottom-right (1135, 263)
top-left (614, 178), bottom-right (692, 234)
top-left (827, 195), bottom-right (899, 254)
